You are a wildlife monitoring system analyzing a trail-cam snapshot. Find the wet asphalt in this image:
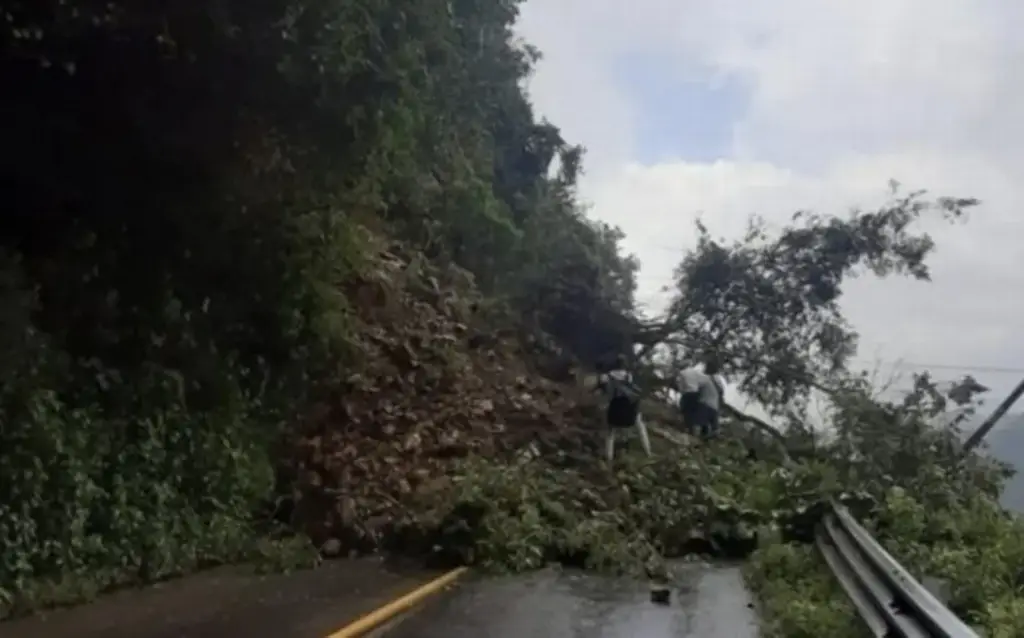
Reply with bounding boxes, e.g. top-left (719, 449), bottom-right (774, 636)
top-left (384, 562), bottom-right (759, 638)
top-left (2, 558), bottom-right (436, 638)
